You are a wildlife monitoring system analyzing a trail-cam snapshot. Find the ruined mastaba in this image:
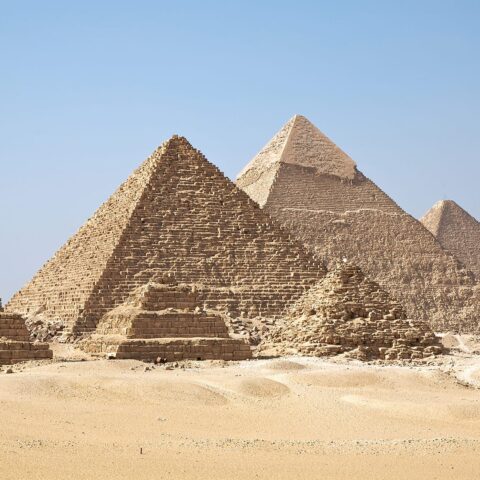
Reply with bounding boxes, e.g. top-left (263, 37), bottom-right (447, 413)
top-left (421, 200), bottom-right (480, 280)
top-left (236, 115), bottom-right (480, 332)
top-left (6, 136), bottom-right (324, 338)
